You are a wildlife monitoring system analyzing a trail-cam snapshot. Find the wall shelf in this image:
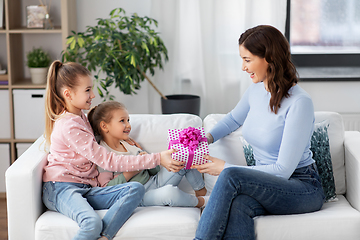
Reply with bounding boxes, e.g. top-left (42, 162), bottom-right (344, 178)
top-left (0, 0), bottom-right (77, 164)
